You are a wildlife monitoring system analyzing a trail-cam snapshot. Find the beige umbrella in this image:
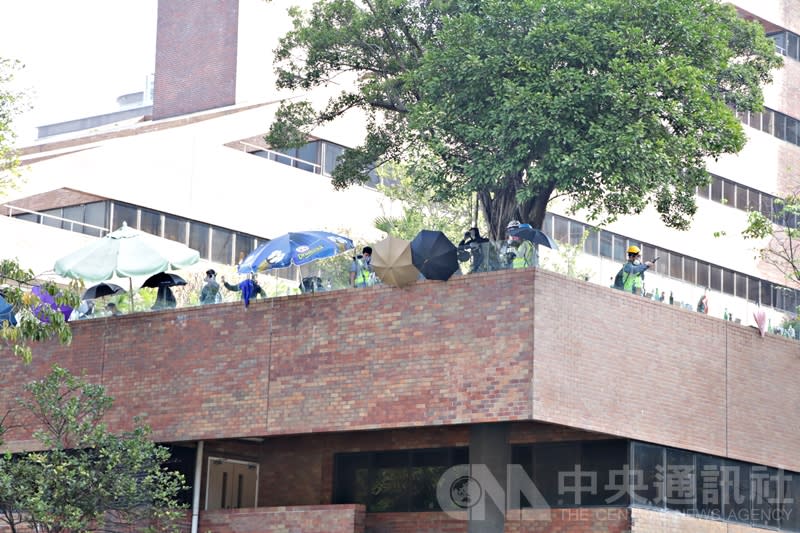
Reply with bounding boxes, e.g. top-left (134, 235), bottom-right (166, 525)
top-left (371, 235), bottom-right (420, 288)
